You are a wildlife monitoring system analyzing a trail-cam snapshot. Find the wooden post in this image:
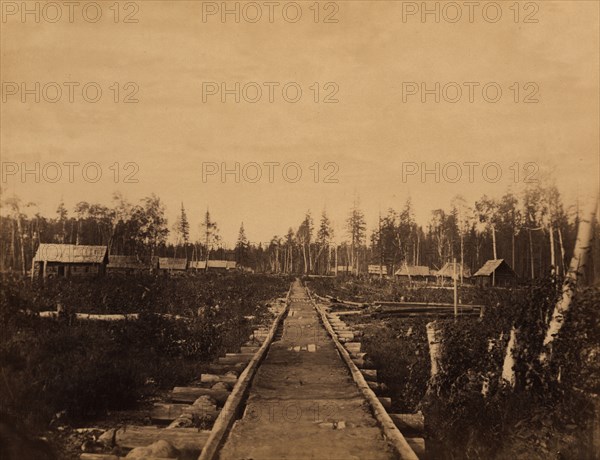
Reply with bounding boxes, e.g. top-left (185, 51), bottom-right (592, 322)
top-left (453, 258), bottom-right (458, 319)
top-left (426, 321), bottom-right (442, 384)
top-left (501, 326), bottom-right (517, 387)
